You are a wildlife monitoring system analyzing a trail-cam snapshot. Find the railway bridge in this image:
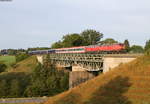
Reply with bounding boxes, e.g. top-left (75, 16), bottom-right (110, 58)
top-left (37, 53), bottom-right (142, 88)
